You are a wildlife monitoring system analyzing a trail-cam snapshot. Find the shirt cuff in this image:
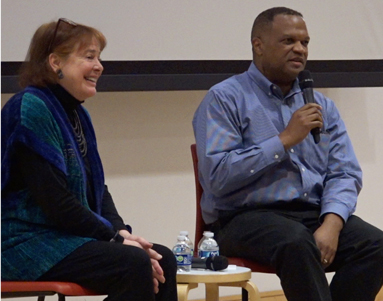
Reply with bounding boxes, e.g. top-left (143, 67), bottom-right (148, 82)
top-left (260, 135), bottom-right (287, 164)
top-left (320, 201), bottom-right (350, 223)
